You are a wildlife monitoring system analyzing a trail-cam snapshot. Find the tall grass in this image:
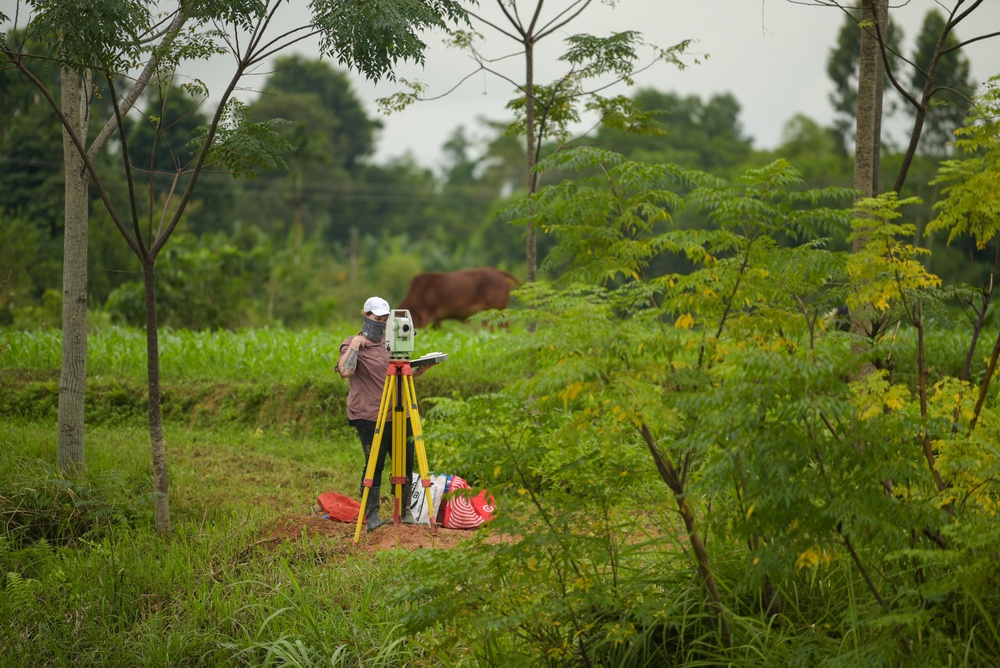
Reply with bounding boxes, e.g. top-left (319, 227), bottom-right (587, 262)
top-left (0, 419), bottom-right (447, 667)
top-left (10, 316), bottom-right (993, 665)
top-left (0, 321), bottom-right (508, 389)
